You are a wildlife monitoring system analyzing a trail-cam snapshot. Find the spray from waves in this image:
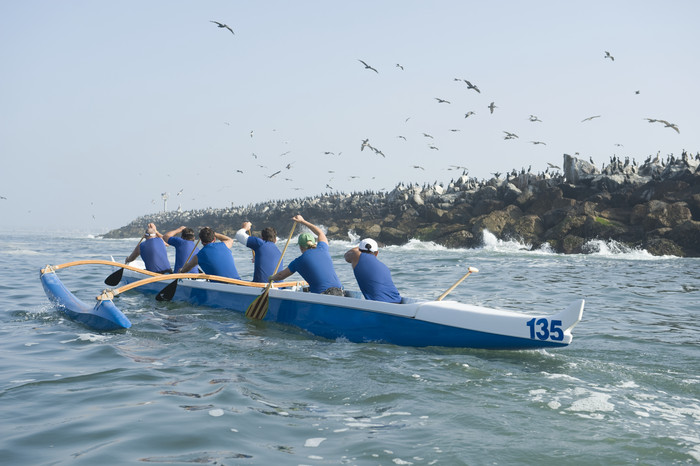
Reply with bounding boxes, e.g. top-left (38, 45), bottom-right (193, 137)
top-left (478, 230), bottom-right (675, 261)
